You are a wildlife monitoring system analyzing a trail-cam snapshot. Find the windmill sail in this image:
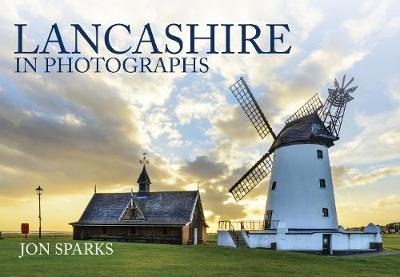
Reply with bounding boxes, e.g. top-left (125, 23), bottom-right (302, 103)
top-left (285, 93), bottom-right (323, 124)
top-left (229, 152), bottom-right (273, 202)
top-left (230, 78), bottom-right (276, 140)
